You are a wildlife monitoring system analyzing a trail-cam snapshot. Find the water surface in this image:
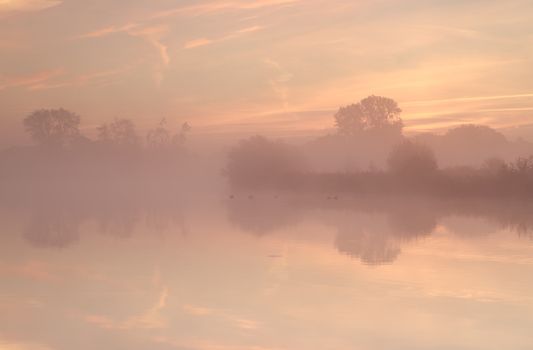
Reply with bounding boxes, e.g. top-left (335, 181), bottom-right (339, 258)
top-left (1, 195), bottom-right (533, 350)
